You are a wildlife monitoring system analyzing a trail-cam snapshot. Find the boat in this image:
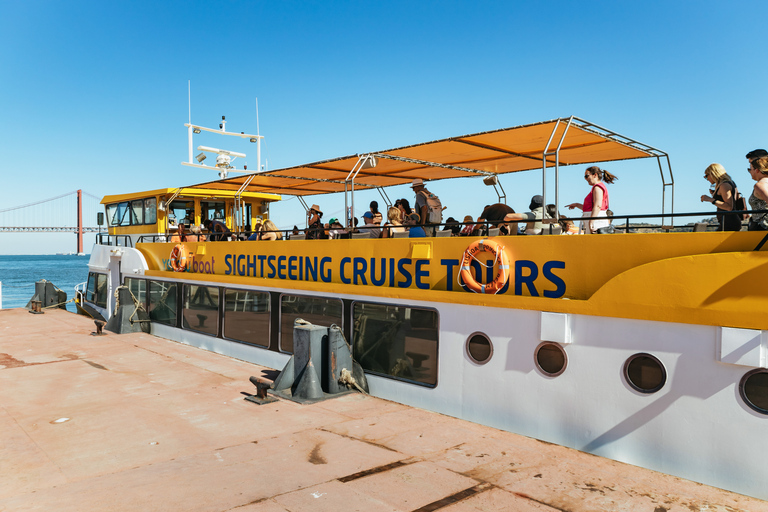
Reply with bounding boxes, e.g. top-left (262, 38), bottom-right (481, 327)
top-left (79, 114), bottom-right (768, 501)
